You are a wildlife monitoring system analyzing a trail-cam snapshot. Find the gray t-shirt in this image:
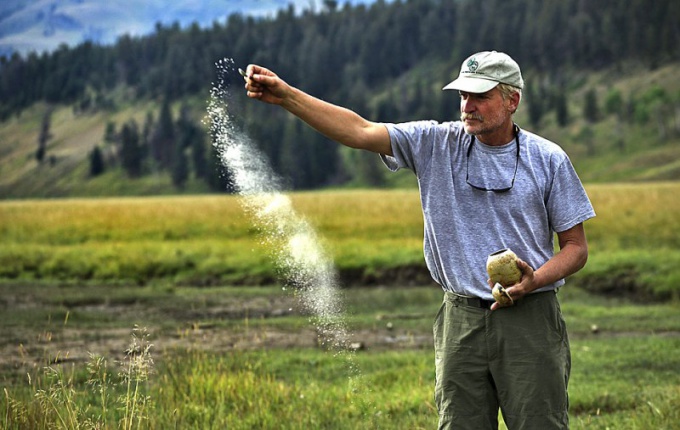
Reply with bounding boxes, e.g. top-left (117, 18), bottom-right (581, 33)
top-left (381, 120), bottom-right (596, 300)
